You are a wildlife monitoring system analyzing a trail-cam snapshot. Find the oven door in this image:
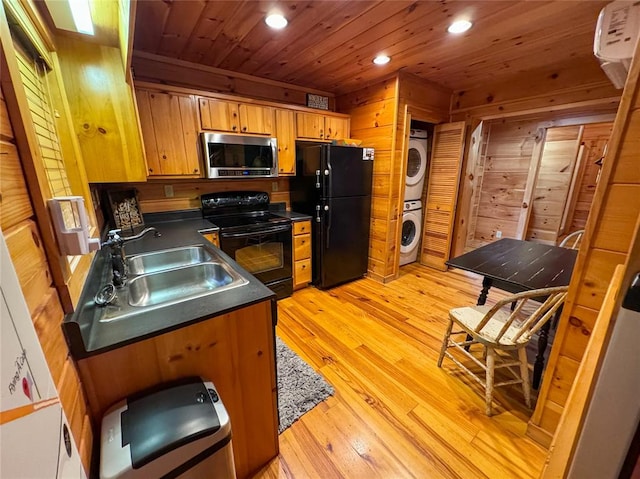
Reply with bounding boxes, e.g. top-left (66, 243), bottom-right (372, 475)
top-left (219, 224), bottom-right (292, 285)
